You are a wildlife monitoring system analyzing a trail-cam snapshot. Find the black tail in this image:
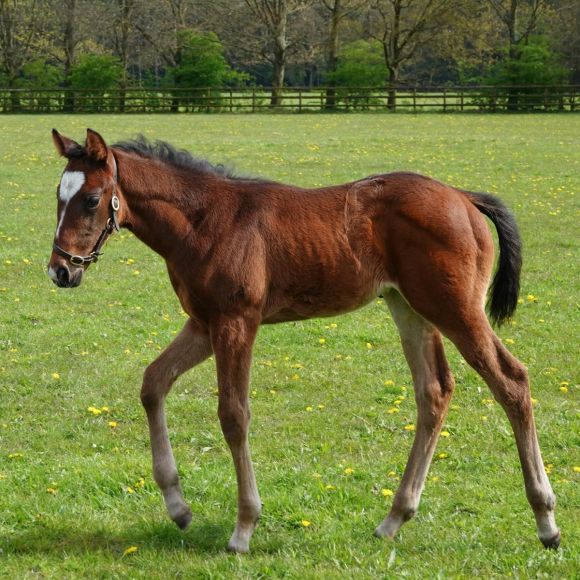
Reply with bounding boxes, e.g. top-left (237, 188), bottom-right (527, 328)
top-left (466, 191), bottom-right (522, 326)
